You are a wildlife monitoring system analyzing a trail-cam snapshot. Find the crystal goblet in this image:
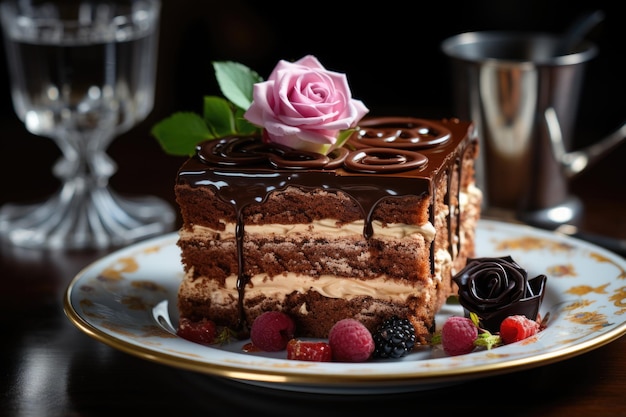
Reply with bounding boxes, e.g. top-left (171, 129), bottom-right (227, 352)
top-left (0, 0), bottom-right (174, 249)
